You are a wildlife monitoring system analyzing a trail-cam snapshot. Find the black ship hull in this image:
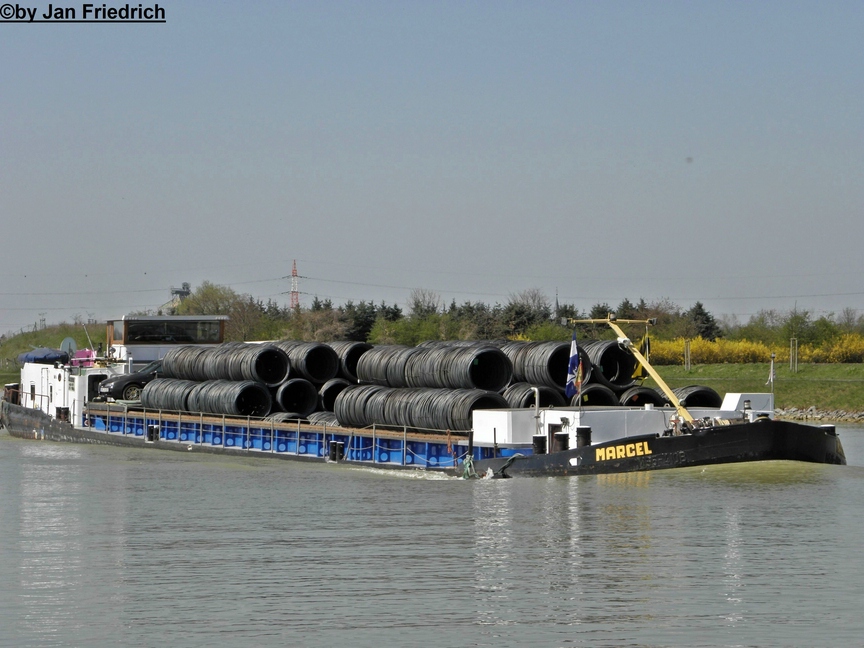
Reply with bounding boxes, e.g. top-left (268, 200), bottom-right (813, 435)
top-left (470, 419), bottom-right (847, 477)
